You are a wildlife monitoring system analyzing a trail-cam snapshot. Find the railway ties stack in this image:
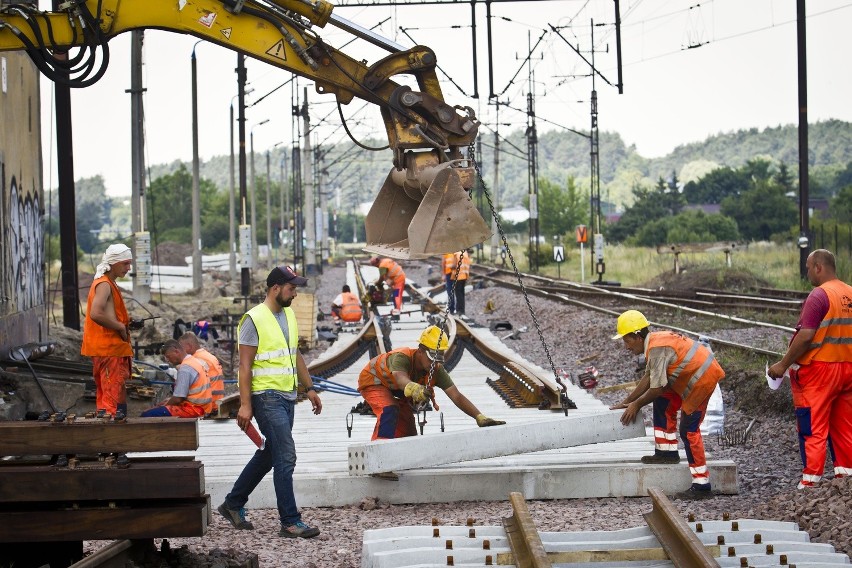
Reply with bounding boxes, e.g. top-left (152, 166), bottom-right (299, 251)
top-left (0, 417), bottom-right (209, 567)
